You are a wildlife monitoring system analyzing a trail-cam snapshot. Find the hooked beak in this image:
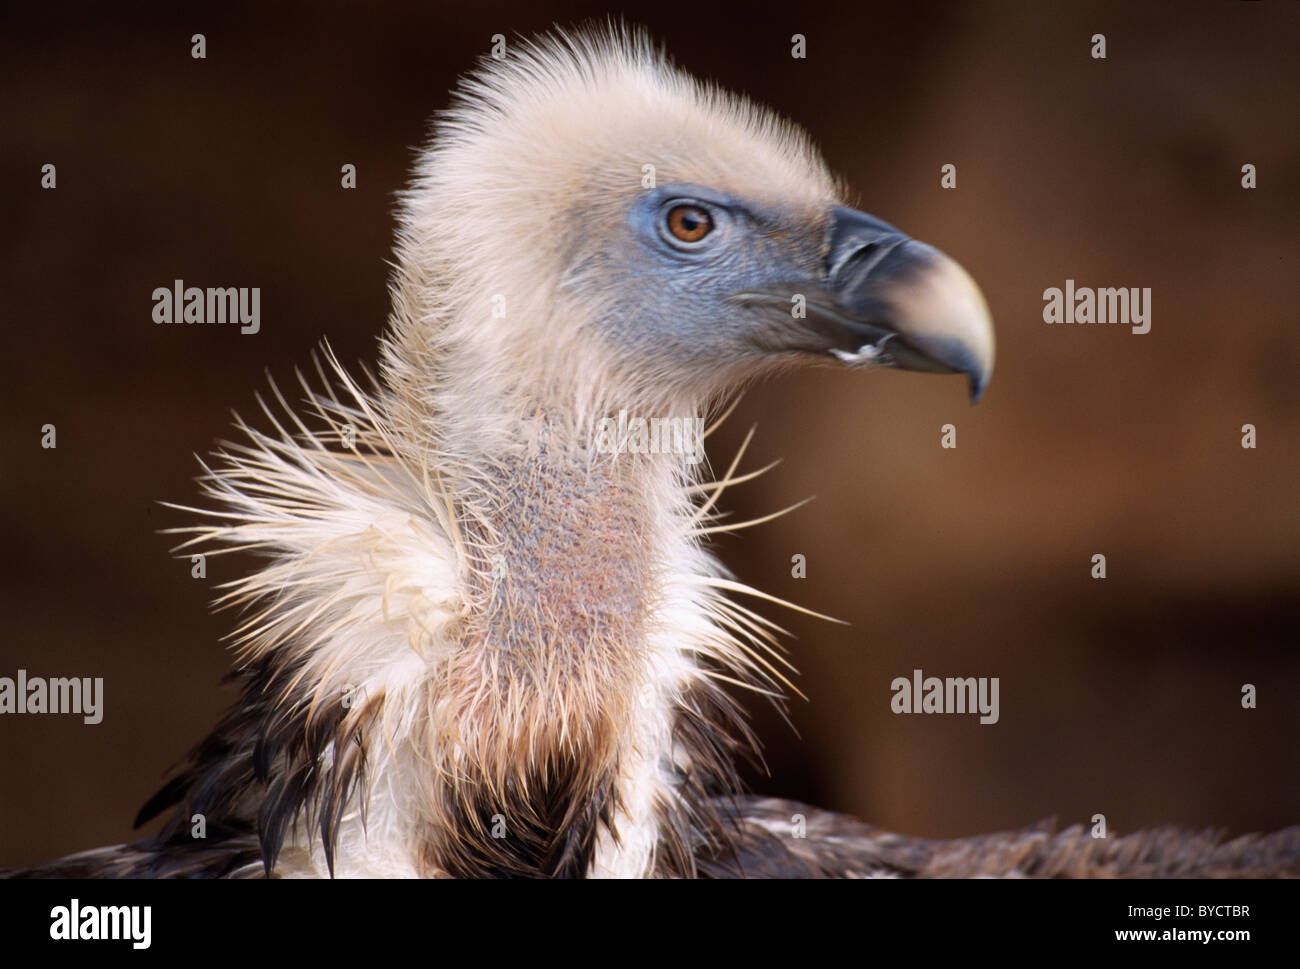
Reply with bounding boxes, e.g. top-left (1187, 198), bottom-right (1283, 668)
top-left (737, 206), bottom-right (995, 402)
top-left (820, 206), bottom-right (994, 401)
